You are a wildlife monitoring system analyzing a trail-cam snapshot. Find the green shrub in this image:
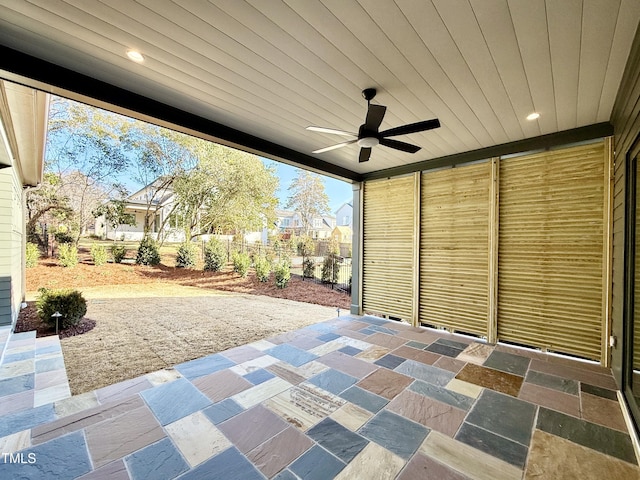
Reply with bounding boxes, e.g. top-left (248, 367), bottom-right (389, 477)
top-left (303, 257), bottom-right (315, 278)
top-left (110, 244), bottom-right (127, 263)
top-left (25, 242), bottom-right (39, 268)
top-left (204, 238), bottom-right (226, 272)
top-left (90, 243), bottom-right (108, 266)
top-left (274, 261), bottom-right (290, 289)
top-left (136, 236), bottom-right (160, 266)
top-left (232, 251), bottom-right (251, 277)
top-left (36, 287), bottom-right (87, 329)
top-left (176, 242), bottom-right (197, 268)
top-left (254, 255), bottom-right (271, 282)
top-left (58, 243), bottom-right (78, 268)
top-left (54, 231), bottom-right (75, 245)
